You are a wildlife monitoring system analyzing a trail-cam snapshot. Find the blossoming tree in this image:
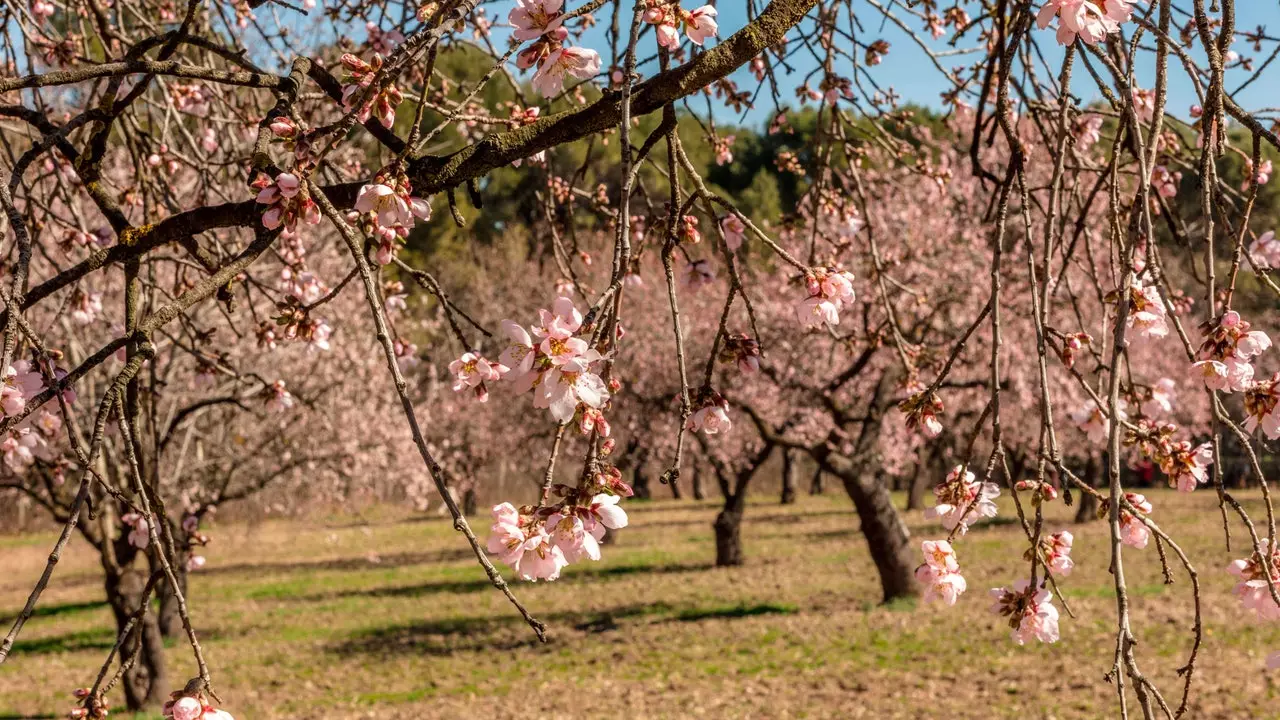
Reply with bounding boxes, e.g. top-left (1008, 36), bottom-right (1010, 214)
top-left (3, 0), bottom-right (1280, 717)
